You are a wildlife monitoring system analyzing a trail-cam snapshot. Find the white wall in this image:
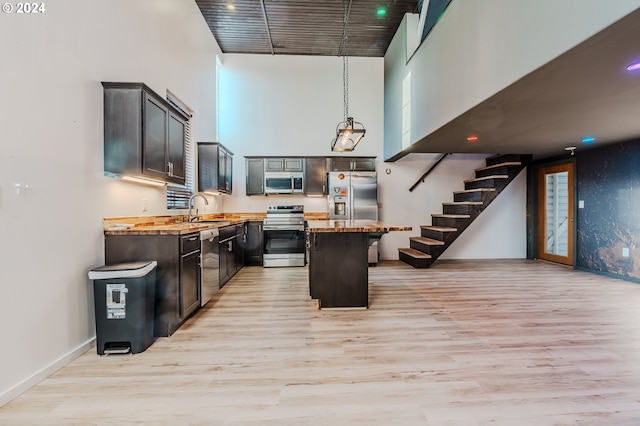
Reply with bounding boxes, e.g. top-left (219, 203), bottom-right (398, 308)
top-left (215, 54), bottom-right (526, 261)
top-left (0, 0), bottom-right (219, 405)
top-left (217, 54), bottom-right (382, 217)
top-left (385, 0), bottom-right (640, 158)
